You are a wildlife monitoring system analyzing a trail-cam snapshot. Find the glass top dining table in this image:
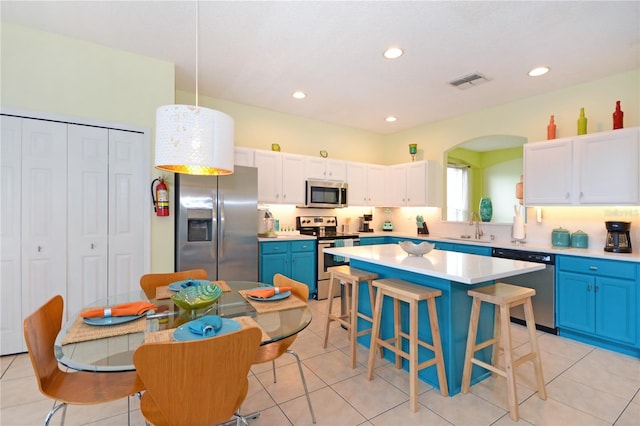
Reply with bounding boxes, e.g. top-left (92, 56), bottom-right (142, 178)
top-left (54, 281), bottom-right (313, 373)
